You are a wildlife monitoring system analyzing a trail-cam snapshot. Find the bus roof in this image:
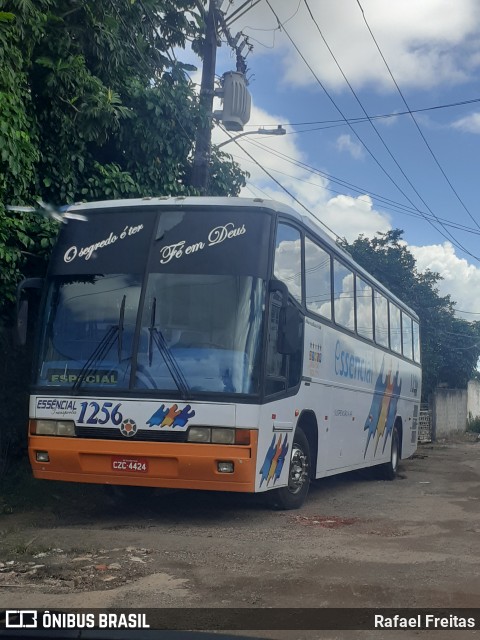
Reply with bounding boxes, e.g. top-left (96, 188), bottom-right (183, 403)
top-left (65, 196), bottom-right (419, 320)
